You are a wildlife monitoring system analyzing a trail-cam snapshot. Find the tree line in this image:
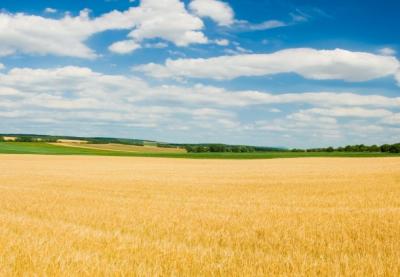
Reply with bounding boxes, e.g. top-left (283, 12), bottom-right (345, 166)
top-left (185, 144), bottom-right (256, 153)
top-left (0, 136), bottom-right (57, 142)
top-left (294, 143), bottom-right (400, 153)
top-left (184, 143), bottom-right (400, 154)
